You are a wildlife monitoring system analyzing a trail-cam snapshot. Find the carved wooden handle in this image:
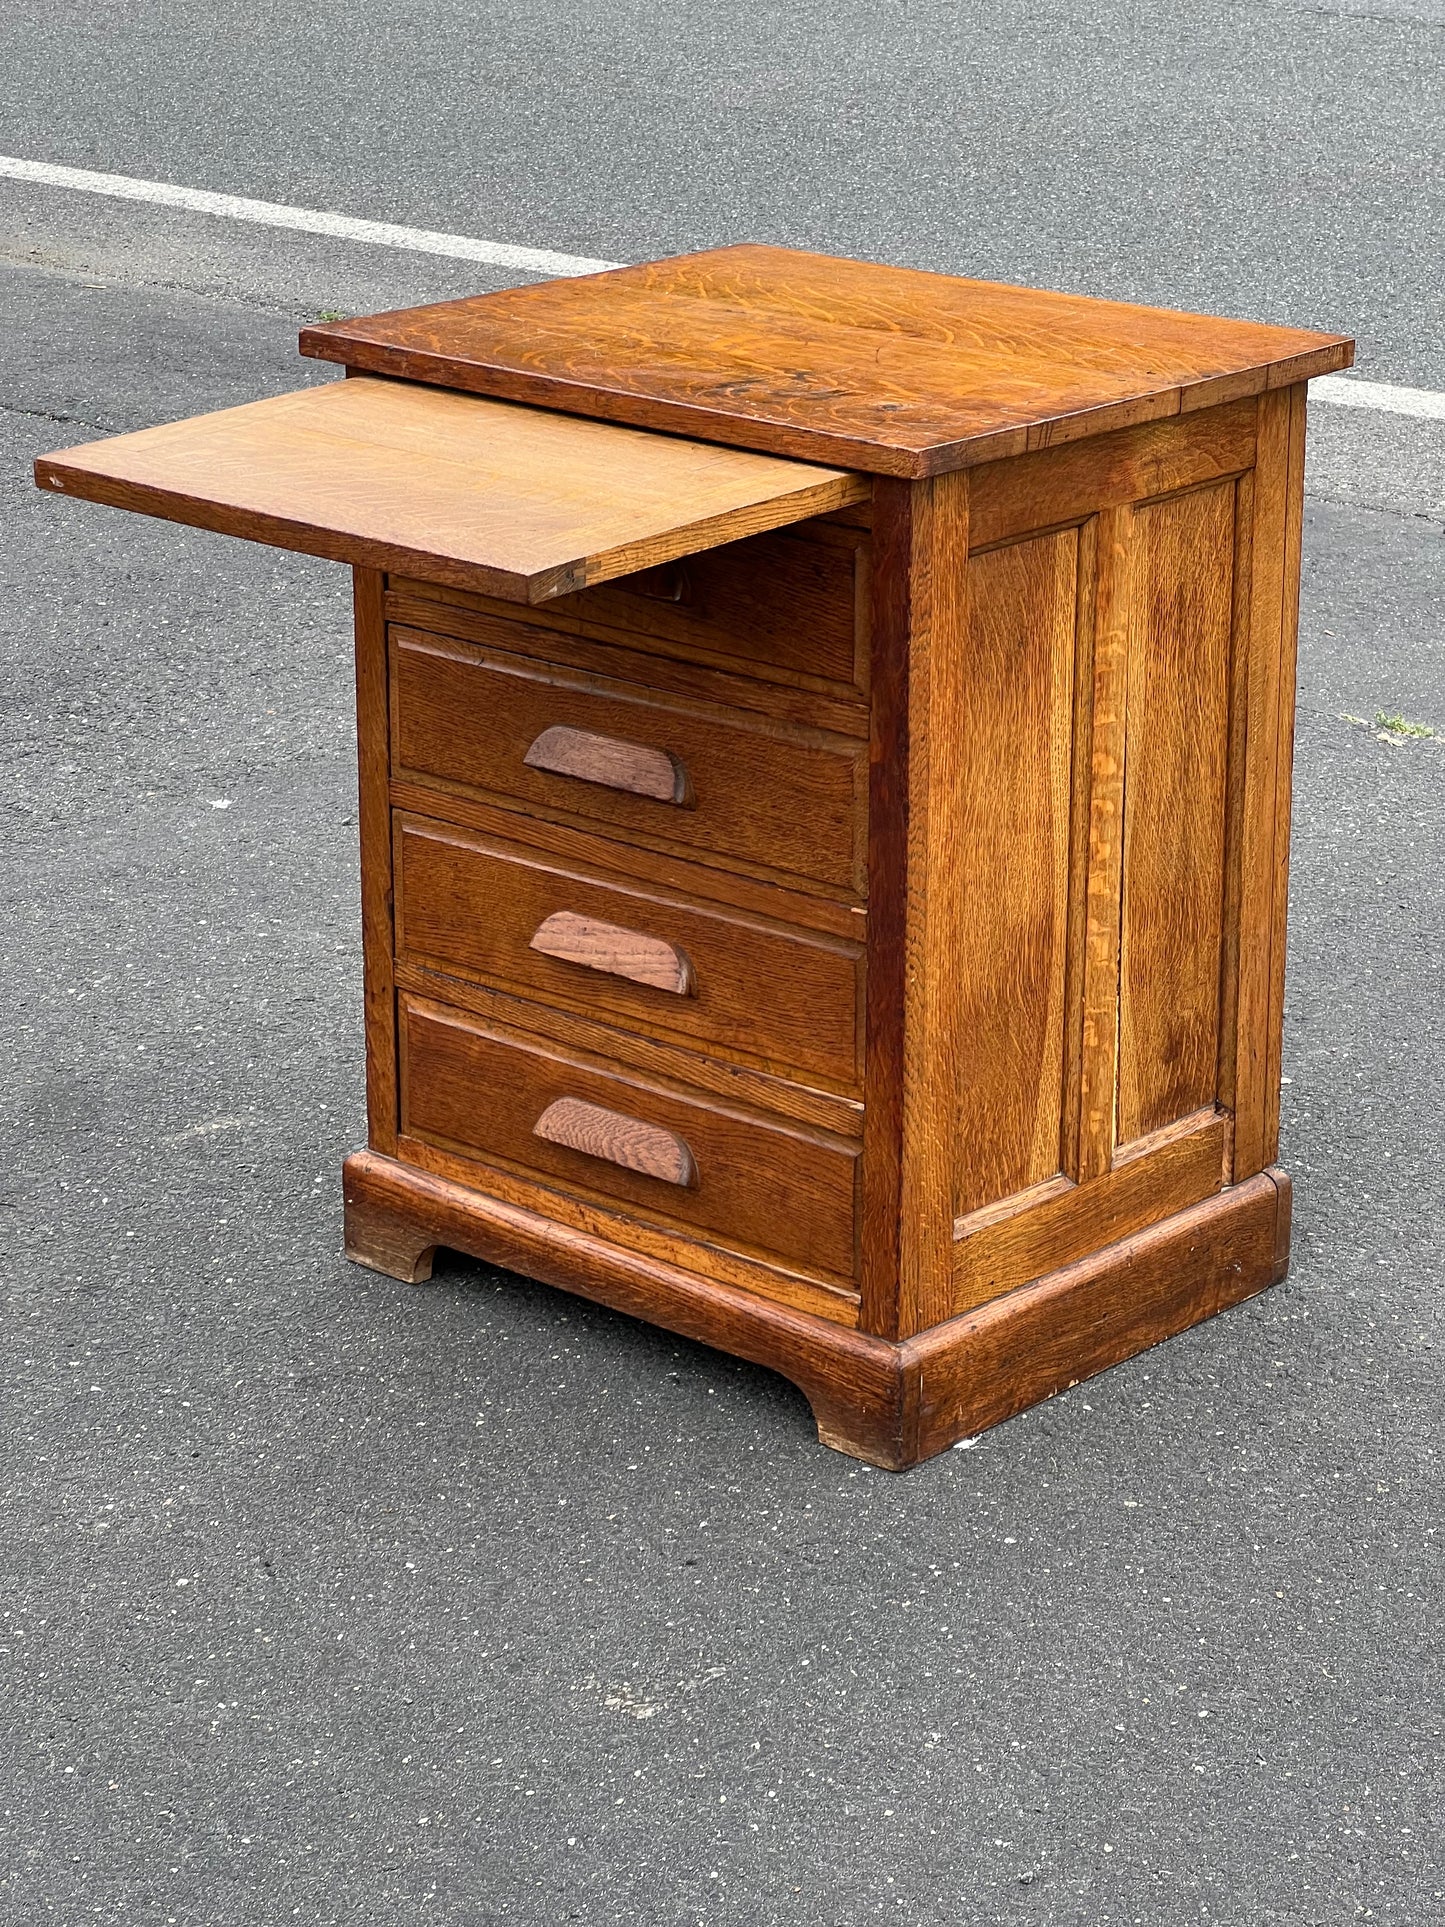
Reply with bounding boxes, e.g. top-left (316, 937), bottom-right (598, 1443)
top-left (533, 1096), bottom-right (697, 1188)
top-left (523, 724), bottom-right (693, 806)
top-left (529, 910), bottom-right (696, 996)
